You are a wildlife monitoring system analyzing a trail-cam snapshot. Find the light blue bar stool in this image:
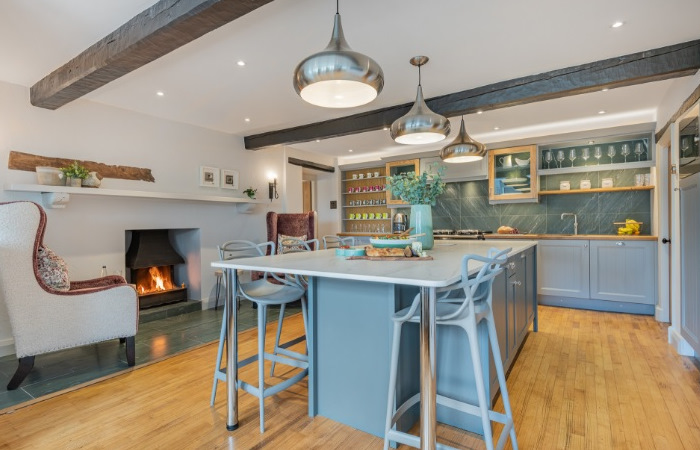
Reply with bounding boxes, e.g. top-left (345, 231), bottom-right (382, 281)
top-left (210, 240), bottom-right (309, 433)
top-left (383, 247), bottom-right (518, 450)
